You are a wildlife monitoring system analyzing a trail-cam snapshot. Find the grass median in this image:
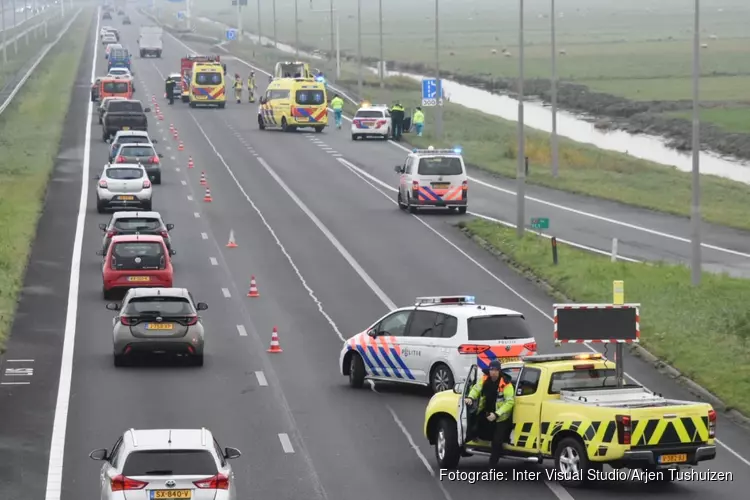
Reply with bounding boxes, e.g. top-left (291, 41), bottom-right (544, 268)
top-left (462, 218), bottom-right (750, 416)
top-left (0, 10), bottom-right (92, 352)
